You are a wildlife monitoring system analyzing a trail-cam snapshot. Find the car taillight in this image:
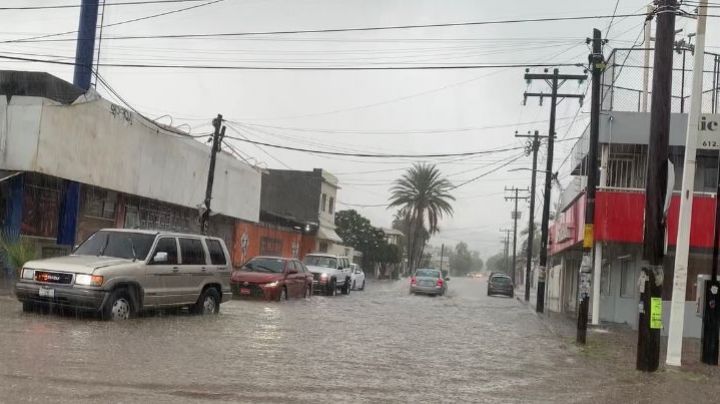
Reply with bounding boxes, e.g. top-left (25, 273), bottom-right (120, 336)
top-left (410, 276), bottom-right (416, 285)
top-left (437, 278), bottom-right (444, 287)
